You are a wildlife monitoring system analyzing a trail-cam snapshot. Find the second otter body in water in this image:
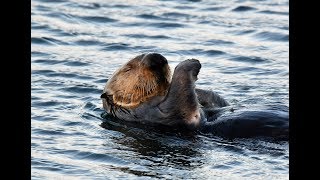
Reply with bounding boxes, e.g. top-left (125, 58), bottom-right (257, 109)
top-left (101, 53), bottom-right (288, 140)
